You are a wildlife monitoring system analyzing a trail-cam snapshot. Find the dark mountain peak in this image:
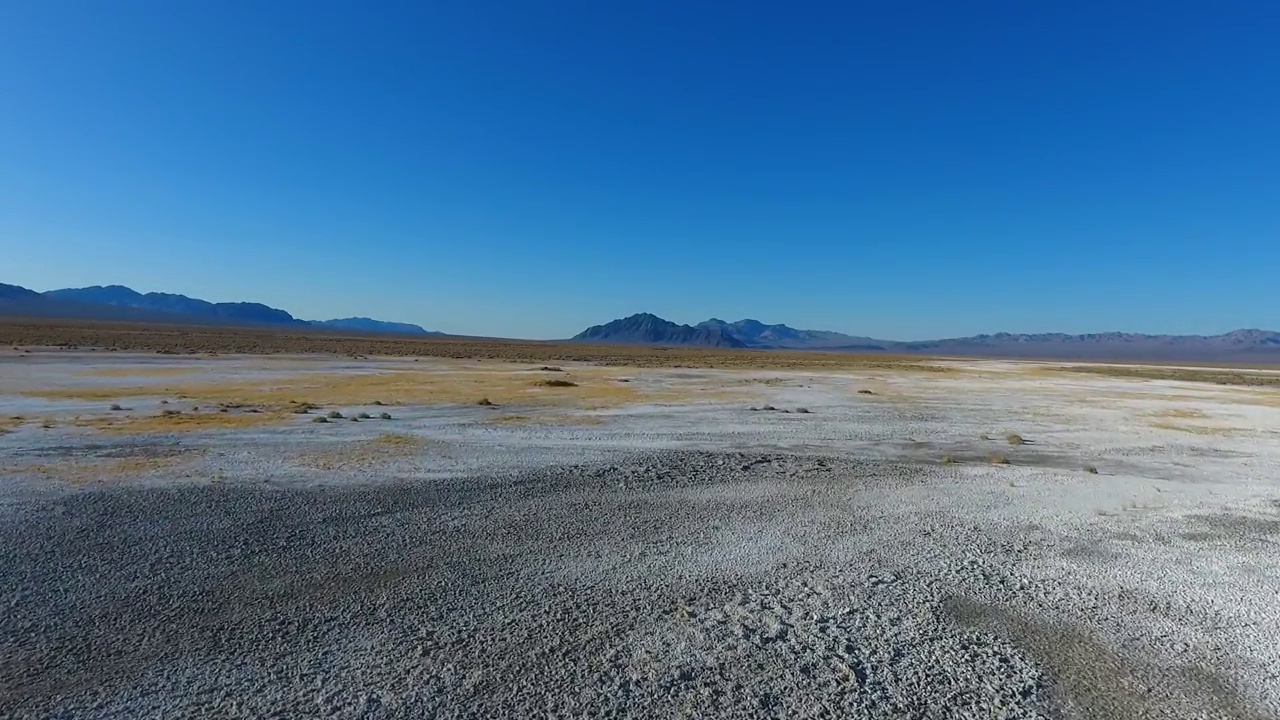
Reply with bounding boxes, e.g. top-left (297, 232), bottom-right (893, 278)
top-left (0, 283), bottom-right (40, 300)
top-left (1221, 328), bottom-right (1280, 344)
top-left (46, 285), bottom-right (144, 304)
top-left (573, 313), bottom-right (747, 348)
top-left (694, 317), bottom-right (887, 350)
top-left (41, 285), bottom-right (303, 326)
